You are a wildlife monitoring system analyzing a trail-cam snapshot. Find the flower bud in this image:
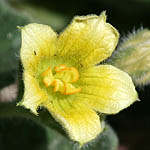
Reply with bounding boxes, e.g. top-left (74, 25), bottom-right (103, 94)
top-left (108, 29), bottom-right (150, 86)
